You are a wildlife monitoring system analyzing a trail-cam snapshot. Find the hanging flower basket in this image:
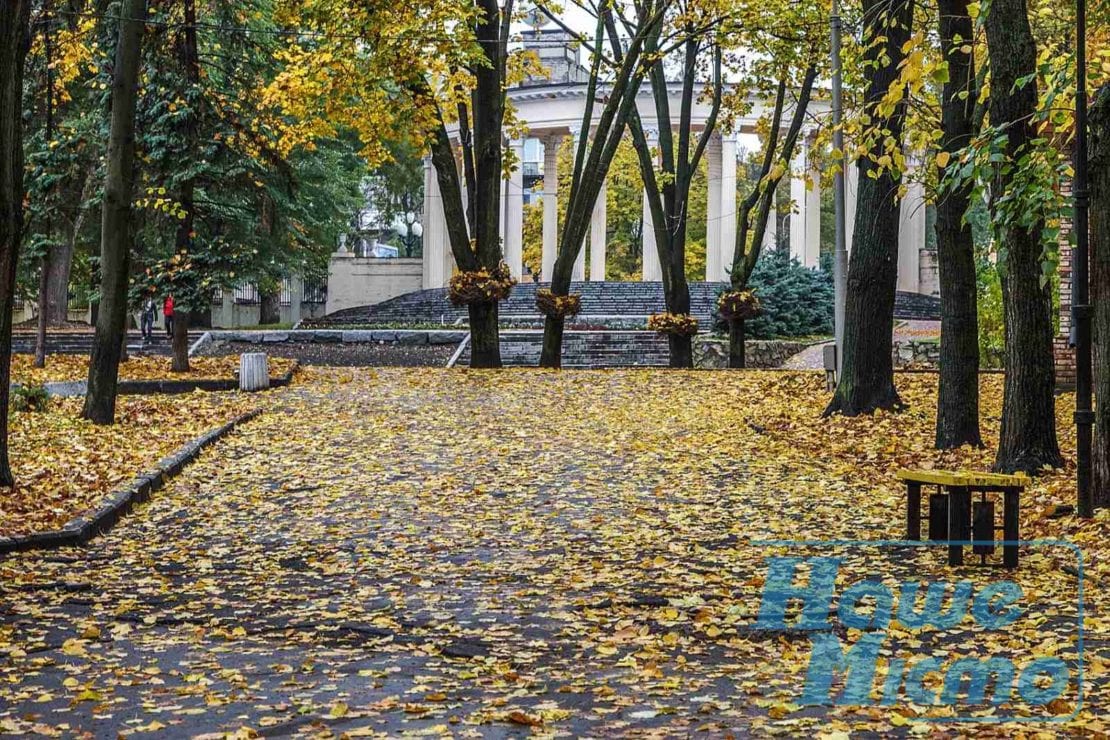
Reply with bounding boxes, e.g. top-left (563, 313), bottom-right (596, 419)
top-left (447, 262), bottom-right (516, 306)
top-left (647, 312), bottom-right (699, 336)
top-left (535, 288), bottom-right (582, 319)
top-left (716, 290), bottom-right (762, 322)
